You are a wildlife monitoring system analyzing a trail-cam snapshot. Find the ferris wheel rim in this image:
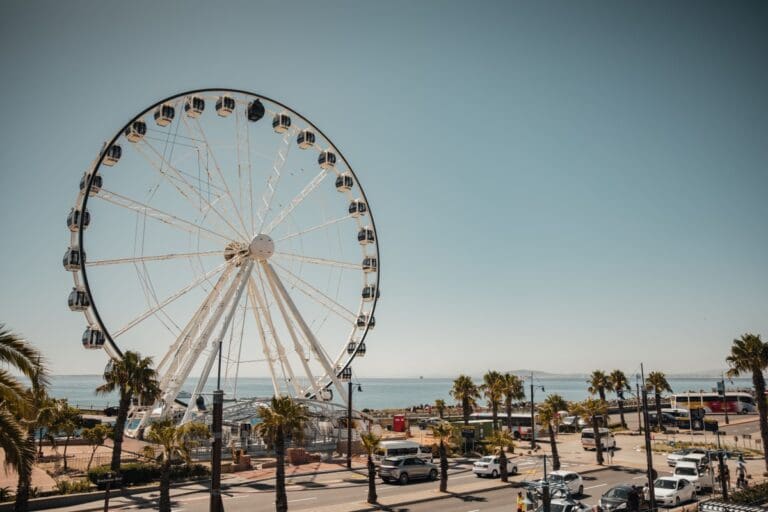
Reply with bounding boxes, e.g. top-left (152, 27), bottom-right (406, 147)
top-left (74, 88), bottom-right (380, 388)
